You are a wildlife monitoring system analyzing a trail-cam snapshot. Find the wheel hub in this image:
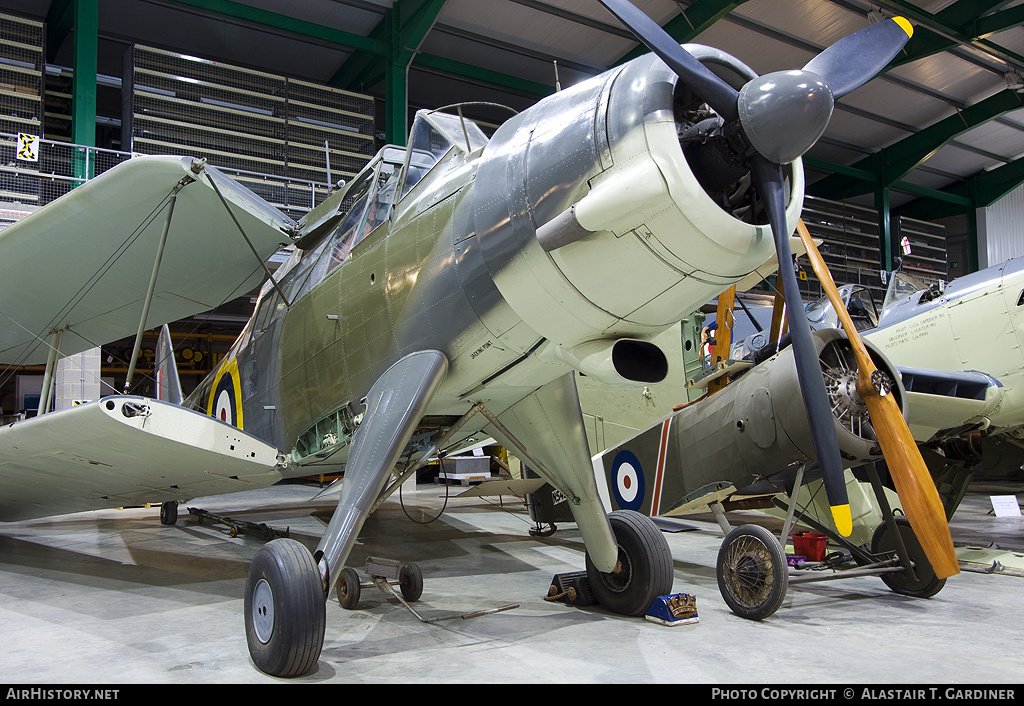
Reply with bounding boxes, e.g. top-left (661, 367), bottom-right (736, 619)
top-left (252, 578), bottom-right (275, 644)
